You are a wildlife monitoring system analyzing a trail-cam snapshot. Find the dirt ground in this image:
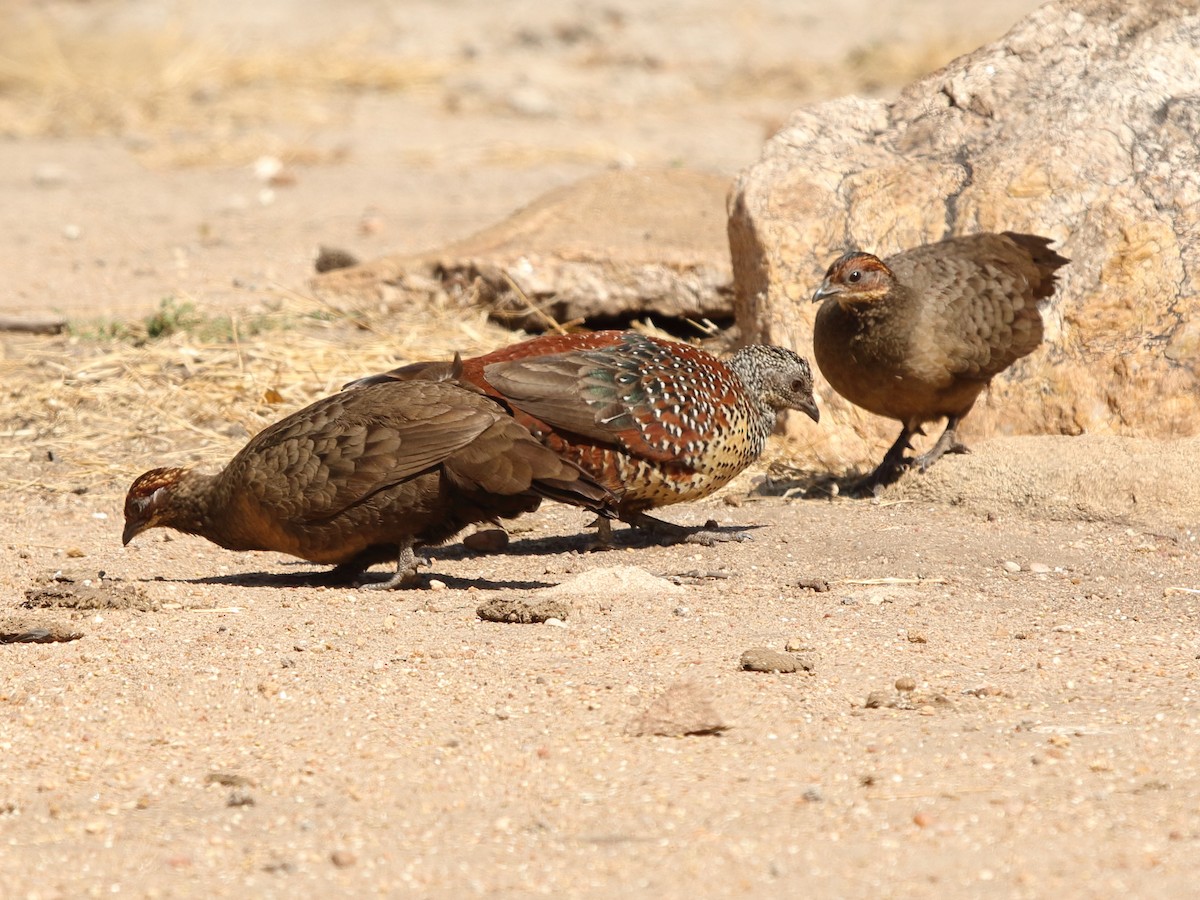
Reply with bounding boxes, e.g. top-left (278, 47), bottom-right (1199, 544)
top-left (4, 1), bottom-right (1200, 897)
